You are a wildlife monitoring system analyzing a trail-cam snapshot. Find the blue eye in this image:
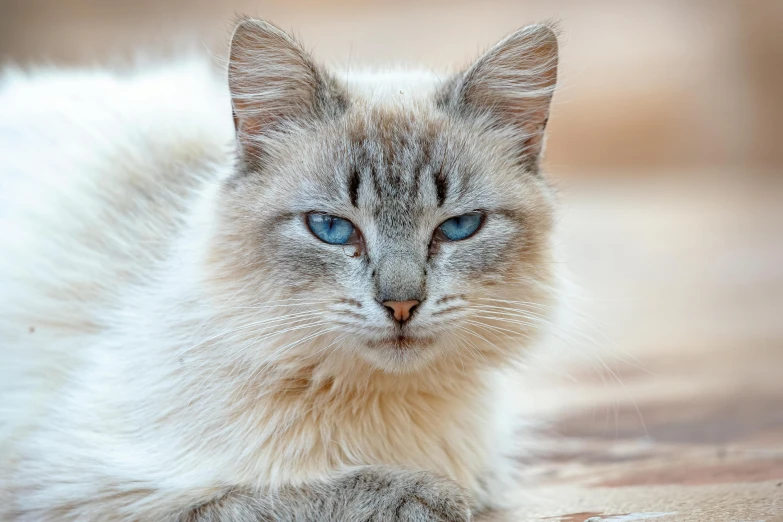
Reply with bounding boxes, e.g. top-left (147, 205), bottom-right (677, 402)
top-left (307, 214), bottom-right (355, 245)
top-left (438, 212), bottom-right (484, 241)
